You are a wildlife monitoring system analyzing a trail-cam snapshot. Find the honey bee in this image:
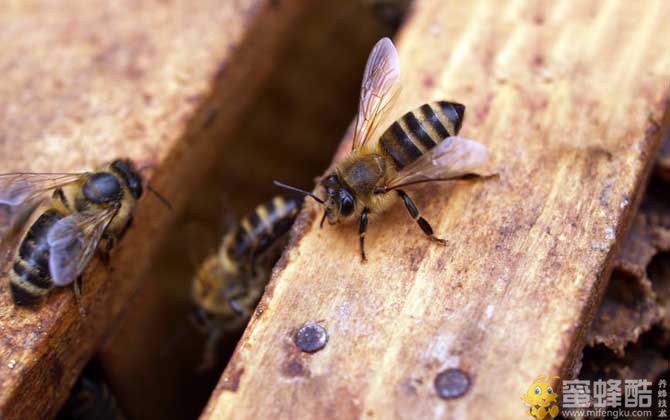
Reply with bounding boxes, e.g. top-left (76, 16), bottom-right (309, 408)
top-left (191, 195), bottom-right (303, 369)
top-left (0, 159), bottom-right (164, 310)
top-left (275, 37), bottom-right (491, 261)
